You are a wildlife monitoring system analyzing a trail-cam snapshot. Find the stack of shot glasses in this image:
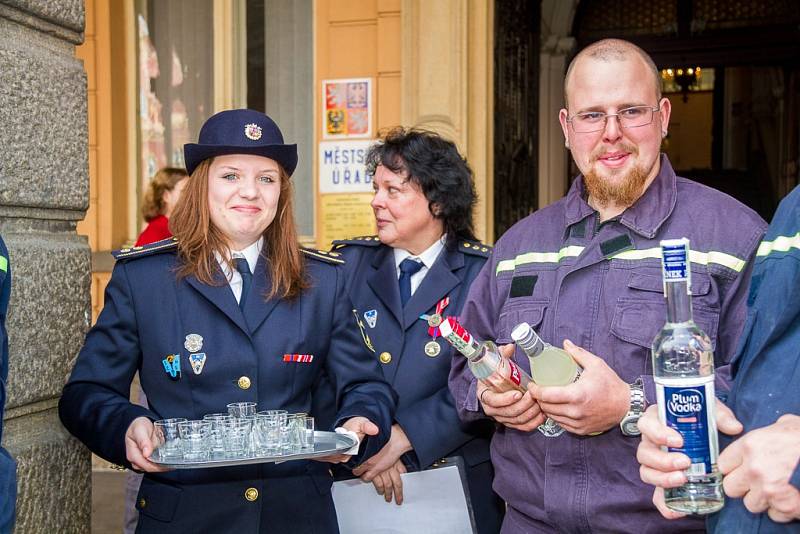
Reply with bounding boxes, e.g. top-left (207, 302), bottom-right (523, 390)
top-left (152, 402), bottom-right (315, 463)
